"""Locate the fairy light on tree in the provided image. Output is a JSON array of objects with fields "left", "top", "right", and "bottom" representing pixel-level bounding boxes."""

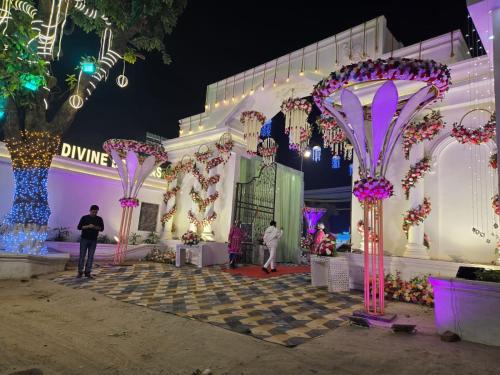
[{"left": 0, "top": 0, "right": 186, "bottom": 255}]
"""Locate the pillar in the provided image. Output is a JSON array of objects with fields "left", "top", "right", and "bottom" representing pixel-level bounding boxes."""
[{"left": 404, "top": 142, "right": 430, "bottom": 259}]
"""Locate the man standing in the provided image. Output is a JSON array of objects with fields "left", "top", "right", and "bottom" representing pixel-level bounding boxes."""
[
  {"left": 77, "top": 205, "right": 104, "bottom": 278},
  {"left": 262, "top": 220, "right": 283, "bottom": 273}
]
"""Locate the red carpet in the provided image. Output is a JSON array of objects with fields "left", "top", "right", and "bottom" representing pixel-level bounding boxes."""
[{"left": 222, "top": 265, "right": 310, "bottom": 278}]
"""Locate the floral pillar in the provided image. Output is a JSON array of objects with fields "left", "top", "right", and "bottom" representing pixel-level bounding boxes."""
[
  {"left": 404, "top": 142, "right": 429, "bottom": 259},
  {"left": 201, "top": 163, "right": 218, "bottom": 241},
  {"left": 162, "top": 173, "right": 178, "bottom": 239}
]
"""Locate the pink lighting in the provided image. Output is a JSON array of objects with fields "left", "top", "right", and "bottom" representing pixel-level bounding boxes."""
[{"left": 303, "top": 207, "right": 327, "bottom": 234}]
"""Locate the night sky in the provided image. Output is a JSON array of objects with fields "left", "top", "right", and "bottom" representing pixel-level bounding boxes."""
[{"left": 61, "top": 0, "right": 469, "bottom": 189}]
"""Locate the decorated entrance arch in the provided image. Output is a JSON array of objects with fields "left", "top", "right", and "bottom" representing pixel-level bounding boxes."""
[{"left": 239, "top": 57, "right": 451, "bottom": 316}]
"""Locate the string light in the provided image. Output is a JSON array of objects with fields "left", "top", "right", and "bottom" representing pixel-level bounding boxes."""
[{"left": 1, "top": 131, "right": 60, "bottom": 255}]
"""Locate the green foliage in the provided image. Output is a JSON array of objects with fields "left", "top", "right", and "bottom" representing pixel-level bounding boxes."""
[
  {"left": 49, "top": 226, "right": 71, "bottom": 242},
  {"left": 0, "top": 15, "right": 47, "bottom": 107},
  {"left": 97, "top": 234, "right": 117, "bottom": 244},
  {"left": 129, "top": 232, "right": 142, "bottom": 245},
  {"left": 123, "top": 50, "right": 137, "bottom": 65},
  {"left": 65, "top": 74, "right": 78, "bottom": 90},
  {"left": 71, "top": 0, "right": 187, "bottom": 64},
  {"left": 1, "top": 0, "right": 186, "bottom": 111},
  {"left": 143, "top": 231, "right": 160, "bottom": 244}
]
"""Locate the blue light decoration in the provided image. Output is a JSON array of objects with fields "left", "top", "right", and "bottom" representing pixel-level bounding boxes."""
[
  {"left": 20, "top": 73, "right": 44, "bottom": 91},
  {"left": 331, "top": 155, "right": 341, "bottom": 169},
  {"left": 0, "top": 96, "right": 5, "bottom": 120},
  {"left": 261, "top": 119, "right": 272, "bottom": 138},
  {"left": 81, "top": 61, "right": 96, "bottom": 74},
  {"left": 2, "top": 168, "right": 51, "bottom": 254},
  {"left": 312, "top": 146, "right": 321, "bottom": 162},
  {"left": 349, "top": 163, "right": 353, "bottom": 176}
]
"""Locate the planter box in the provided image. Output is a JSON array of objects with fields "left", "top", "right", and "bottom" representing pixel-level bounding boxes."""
[
  {"left": 311, "top": 255, "right": 350, "bottom": 292},
  {"left": 430, "top": 276, "right": 500, "bottom": 347},
  {"left": 0, "top": 251, "right": 69, "bottom": 280}
]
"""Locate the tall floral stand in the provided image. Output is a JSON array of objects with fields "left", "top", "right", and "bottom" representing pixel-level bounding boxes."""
[
  {"left": 103, "top": 139, "right": 168, "bottom": 264},
  {"left": 312, "top": 57, "right": 451, "bottom": 319}
]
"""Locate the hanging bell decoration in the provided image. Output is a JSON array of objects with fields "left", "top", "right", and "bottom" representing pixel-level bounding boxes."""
[
  {"left": 312, "top": 146, "right": 321, "bottom": 162},
  {"left": 259, "top": 137, "right": 278, "bottom": 166},
  {"left": 331, "top": 155, "right": 341, "bottom": 169}
]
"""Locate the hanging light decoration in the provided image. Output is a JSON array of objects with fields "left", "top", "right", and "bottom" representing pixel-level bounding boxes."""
[
  {"left": 312, "top": 146, "right": 321, "bottom": 162},
  {"left": 281, "top": 97, "right": 313, "bottom": 152},
  {"left": 69, "top": 94, "right": 83, "bottom": 109},
  {"left": 0, "top": 96, "right": 6, "bottom": 120},
  {"left": 317, "top": 115, "right": 352, "bottom": 161},
  {"left": 259, "top": 137, "right": 278, "bottom": 166},
  {"left": 331, "top": 155, "right": 341, "bottom": 169},
  {"left": 116, "top": 60, "right": 128, "bottom": 88},
  {"left": 261, "top": 119, "right": 272, "bottom": 138},
  {"left": 240, "top": 111, "right": 266, "bottom": 154},
  {"left": 80, "top": 60, "right": 96, "bottom": 74}
]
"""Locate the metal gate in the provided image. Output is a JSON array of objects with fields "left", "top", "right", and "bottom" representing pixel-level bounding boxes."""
[{"left": 233, "top": 163, "right": 277, "bottom": 264}]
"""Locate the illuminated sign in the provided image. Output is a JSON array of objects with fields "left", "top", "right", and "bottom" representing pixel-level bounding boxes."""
[{"left": 59, "top": 143, "right": 164, "bottom": 179}]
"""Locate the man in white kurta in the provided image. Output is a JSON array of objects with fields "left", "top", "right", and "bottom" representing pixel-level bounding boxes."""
[{"left": 262, "top": 220, "right": 283, "bottom": 273}]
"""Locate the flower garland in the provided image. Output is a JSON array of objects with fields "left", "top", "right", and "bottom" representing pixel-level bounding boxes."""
[
  {"left": 205, "top": 156, "right": 223, "bottom": 172},
  {"left": 160, "top": 206, "right": 176, "bottom": 224},
  {"left": 317, "top": 234, "right": 337, "bottom": 256},
  {"left": 259, "top": 145, "right": 278, "bottom": 158},
  {"left": 163, "top": 186, "right": 180, "bottom": 203},
  {"left": 353, "top": 177, "right": 394, "bottom": 201},
  {"left": 300, "top": 234, "right": 313, "bottom": 249},
  {"left": 402, "top": 197, "right": 431, "bottom": 235},
  {"left": 216, "top": 140, "right": 234, "bottom": 164},
  {"left": 103, "top": 139, "right": 168, "bottom": 164},
  {"left": 143, "top": 247, "right": 176, "bottom": 264},
  {"left": 490, "top": 153, "right": 497, "bottom": 169},
  {"left": 401, "top": 157, "right": 431, "bottom": 199},
  {"left": 181, "top": 230, "right": 200, "bottom": 245},
  {"left": 288, "top": 124, "right": 312, "bottom": 152},
  {"left": 190, "top": 189, "right": 219, "bottom": 211},
  {"left": 240, "top": 111, "right": 266, "bottom": 124},
  {"left": 451, "top": 113, "right": 496, "bottom": 145},
  {"left": 188, "top": 210, "right": 217, "bottom": 227},
  {"left": 312, "top": 58, "right": 451, "bottom": 113},
  {"left": 194, "top": 149, "right": 213, "bottom": 163},
  {"left": 280, "top": 97, "right": 313, "bottom": 114},
  {"left": 402, "top": 111, "right": 444, "bottom": 159},
  {"left": 385, "top": 272, "right": 434, "bottom": 307},
  {"left": 317, "top": 115, "right": 347, "bottom": 152},
  {"left": 356, "top": 219, "right": 377, "bottom": 242},
  {"left": 492, "top": 194, "right": 500, "bottom": 216},
  {"left": 192, "top": 165, "right": 220, "bottom": 191},
  {"left": 119, "top": 197, "right": 139, "bottom": 207}
]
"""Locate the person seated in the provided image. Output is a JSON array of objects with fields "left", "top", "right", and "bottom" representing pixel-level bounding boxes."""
[{"left": 310, "top": 223, "right": 325, "bottom": 254}]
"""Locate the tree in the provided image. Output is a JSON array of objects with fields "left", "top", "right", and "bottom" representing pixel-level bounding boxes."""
[{"left": 0, "top": 0, "right": 186, "bottom": 254}]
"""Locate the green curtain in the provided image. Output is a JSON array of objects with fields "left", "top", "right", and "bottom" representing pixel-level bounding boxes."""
[
  {"left": 274, "top": 164, "right": 303, "bottom": 263},
  {"left": 238, "top": 156, "right": 303, "bottom": 263}
]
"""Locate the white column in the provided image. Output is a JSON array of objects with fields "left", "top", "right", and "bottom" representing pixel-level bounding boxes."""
[
  {"left": 404, "top": 142, "right": 430, "bottom": 259},
  {"left": 201, "top": 164, "right": 218, "bottom": 241}
]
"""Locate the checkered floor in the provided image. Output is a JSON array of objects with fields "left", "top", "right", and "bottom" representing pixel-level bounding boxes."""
[{"left": 52, "top": 263, "right": 364, "bottom": 347}]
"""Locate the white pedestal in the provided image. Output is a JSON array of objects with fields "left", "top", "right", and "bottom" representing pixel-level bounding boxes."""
[
  {"left": 175, "top": 244, "right": 208, "bottom": 268},
  {"left": 404, "top": 241, "right": 430, "bottom": 259},
  {"left": 430, "top": 276, "right": 500, "bottom": 347},
  {"left": 310, "top": 255, "right": 350, "bottom": 292}
]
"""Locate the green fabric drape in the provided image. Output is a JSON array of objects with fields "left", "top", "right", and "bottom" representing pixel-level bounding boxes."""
[
  {"left": 274, "top": 164, "right": 303, "bottom": 262},
  {"left": 238, "top": 156, "right": 303, "bottom": 263}
]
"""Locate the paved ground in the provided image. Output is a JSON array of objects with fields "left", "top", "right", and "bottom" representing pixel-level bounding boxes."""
[
  {"left": 52, "top": 263, "right": 364, "bottom": 347},
  {"left": 1, "top": 263, "right": 500, "bottom": 375}
]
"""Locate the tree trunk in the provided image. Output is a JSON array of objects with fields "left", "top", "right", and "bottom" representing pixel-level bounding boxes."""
[{"left": 1, "top": 129, "right": 60, "bottom": 255}]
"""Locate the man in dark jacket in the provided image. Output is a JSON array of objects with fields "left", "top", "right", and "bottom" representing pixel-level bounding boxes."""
[{"left": 77, "top": 205, "right": 104, "bottom": 278}]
